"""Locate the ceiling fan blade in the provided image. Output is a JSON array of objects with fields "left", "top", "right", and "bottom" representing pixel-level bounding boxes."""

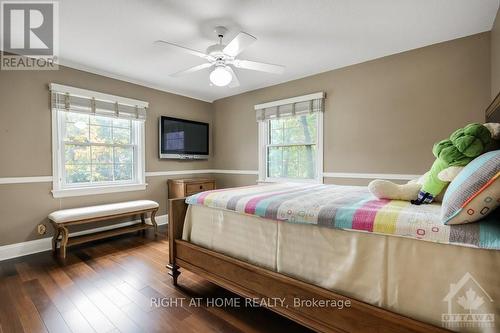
[
  {"left": 226, "top": 66, "right": 240, "bottom": 88},
  {"left": 154, "top": 40, "right": 214, "bottom": 61},
  {"left": 223, "top": 32, "right": 256, "bottom": 57},
  {"left": 232, "top": 59, "right": 285, "bottom": 74},
  {"left": 171, "top": 63, "right": 213, "bottom": 77}
]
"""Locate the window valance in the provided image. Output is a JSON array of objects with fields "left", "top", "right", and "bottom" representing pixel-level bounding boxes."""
[
  {"left": 254, "top": 92, "right": 325, "bottom": 121},
  {"left": 50, "top": 83, "right": 148, "bottom": 121}
]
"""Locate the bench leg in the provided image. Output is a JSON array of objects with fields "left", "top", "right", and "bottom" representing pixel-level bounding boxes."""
[
  {"left": 140, "top": 213, "right": 148, "bottom": 235},
  {"left": 59, "top": 226, "right": 69, "bottom": 259},
  {"left": 52, "top": 227, "right": 61, "bottom": 253},
  {"left": 150, "top": 209, "right": 159, "bottom": 237}
]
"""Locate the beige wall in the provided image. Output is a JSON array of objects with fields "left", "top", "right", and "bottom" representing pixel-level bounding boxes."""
[
  {"left": 213, "top": 33, "right": 491, "bottom": 186},
  {"left": 492, "top": 8, "right": 500, "bottom": 99},
  {"left": 0, "top": 61, "right": 214, "bottom": 246}
]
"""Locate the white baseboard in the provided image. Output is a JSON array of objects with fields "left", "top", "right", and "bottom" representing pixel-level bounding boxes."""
[{"left": 0, "top": 214, "right": 167, "bottom": 262}]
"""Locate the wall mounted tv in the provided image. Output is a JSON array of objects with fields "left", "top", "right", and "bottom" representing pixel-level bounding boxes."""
[{"left": 159, "top": 116, "right": 209, "bottom": 159}]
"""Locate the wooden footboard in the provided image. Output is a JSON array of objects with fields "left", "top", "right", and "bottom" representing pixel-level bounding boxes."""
[{"left": 167, "top": 198, "right": 449, "bottom": 333}]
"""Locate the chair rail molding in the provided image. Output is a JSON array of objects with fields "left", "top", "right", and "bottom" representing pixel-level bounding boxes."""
[
  {"left": 322, "top": 172, "right": 420, "bottom": 180},
  {"left": 0, "top": 170, "right": 420, "bottom": 185},
  {"left": 0, "top": 176, "right": 54, "bottom": 184}
]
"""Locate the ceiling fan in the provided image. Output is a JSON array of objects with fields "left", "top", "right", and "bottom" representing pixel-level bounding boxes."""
[{"left": 154, "top": 26, "right": 285, "bottom": 87}]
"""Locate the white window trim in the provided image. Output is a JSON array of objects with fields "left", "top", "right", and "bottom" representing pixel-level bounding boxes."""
[
  {"left": 258, "top": 112, "right": 323, "bottom": 184},
  {"left": 51, "top": 108, "right": 147, "bottom": 199}
]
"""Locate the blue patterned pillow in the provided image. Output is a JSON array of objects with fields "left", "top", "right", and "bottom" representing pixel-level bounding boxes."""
[{"left": 442, "top": 150, "right": 500, "bottom": 225}]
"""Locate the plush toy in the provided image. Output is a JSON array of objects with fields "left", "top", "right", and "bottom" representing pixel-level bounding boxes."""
[
  {"left": 368, "top": 167, "right": 462, "bottom": 202},
  {"left": 368, "top": 123, "right": 500, "bottom": 205}
]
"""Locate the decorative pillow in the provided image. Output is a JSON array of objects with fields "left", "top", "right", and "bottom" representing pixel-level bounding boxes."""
[{"left": 441, "top": 150, "right": 500, "bottom": 225}]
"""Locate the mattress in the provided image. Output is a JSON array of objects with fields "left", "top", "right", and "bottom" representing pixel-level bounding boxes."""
[
  {"left": 182, "top": 204, "right": 500, "bottom": 333},
  {"left": 186, "top": 183, "right": 500, "bottom": 250}
]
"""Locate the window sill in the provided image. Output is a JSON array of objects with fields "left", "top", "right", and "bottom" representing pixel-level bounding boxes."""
[{"left": 52, "top": 183, "right": 147, "bottom": 198}]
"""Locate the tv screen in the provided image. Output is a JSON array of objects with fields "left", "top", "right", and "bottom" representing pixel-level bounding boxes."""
[{"left": 159, "top": 116, "right": 209, "bottom": 159}]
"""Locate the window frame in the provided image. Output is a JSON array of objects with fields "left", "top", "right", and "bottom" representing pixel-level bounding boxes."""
[
  {"left": 258, "top": 112, "right": 323, "bottom": 184},
  {"left": 51, "top": 109, "right": 146, "bottom": 198}
]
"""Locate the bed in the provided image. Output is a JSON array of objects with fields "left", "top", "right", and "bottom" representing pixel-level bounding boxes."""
[{"left": 167, "top": 183, "right": 500, "bottom": 333}]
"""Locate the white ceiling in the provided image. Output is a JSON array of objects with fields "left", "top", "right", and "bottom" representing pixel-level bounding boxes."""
[{"left": 54, "top": 0, "right": 500, "bottom": 102}]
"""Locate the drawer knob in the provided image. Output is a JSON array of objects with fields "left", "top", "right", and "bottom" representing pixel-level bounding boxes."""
[{"left": 199, "top": 185, "right": 203, "bottom": 189}]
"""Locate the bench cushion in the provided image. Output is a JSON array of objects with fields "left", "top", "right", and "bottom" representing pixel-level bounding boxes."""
[{"left": 48, "top": 200, "right": 159, "bottom": 224}]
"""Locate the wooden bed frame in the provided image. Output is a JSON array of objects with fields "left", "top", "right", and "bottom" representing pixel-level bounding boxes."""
[{"left": 167, "top": 198, "right": 449, "bottom": 333}]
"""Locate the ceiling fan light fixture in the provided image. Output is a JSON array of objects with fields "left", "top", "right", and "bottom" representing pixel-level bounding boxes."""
[
  {"left": 156, "top": 27, "right": 284, "bottom": 88},
  {"left": 209, "top": 66, "right": 232, "bottom": 87}
]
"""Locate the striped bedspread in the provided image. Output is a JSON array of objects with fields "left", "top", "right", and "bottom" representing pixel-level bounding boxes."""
[{"left": 185, "top": 183, "right": 500, "bottom": 250}]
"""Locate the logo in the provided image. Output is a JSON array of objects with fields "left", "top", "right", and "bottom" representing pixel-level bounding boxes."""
[
  {"left": 442, "top": 272, "right": 495, "bottom": 329},
  {"left": 1, "top": 1, "right": 59, "bottom": 70}
]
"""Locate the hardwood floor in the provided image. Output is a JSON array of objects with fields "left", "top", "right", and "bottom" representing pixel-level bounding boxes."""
[{"left": 0, "top": 226, "right": 311, "bottom": 333}]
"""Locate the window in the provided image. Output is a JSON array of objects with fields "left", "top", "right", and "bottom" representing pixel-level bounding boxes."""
[
  {"left": 257, "top": 93, "right": 324, "bottom": 183},
  {"left": 51, "top": 84, "right": 147, "bottom": 198}
]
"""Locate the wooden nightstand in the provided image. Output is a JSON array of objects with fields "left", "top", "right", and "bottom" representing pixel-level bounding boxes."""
[{"left": 167, "top": 178, "right": 216, "bottom": 199}]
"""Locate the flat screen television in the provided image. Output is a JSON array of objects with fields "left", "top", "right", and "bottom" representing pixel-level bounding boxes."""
[{"left": 159, "top": 116, "right": 209, "bottom": 159}]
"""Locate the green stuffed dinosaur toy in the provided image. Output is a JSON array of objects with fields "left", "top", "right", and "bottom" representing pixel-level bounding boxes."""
[
  {"left": 412, "top": 123, "right": 495, "bottom": 204},
  {"left": 368, "top": 123, "right": 500, "bottom": 204}
]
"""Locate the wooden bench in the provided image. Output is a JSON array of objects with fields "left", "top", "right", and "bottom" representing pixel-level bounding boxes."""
[{"left": 48, "top": 200, "right": 159, "bottom": 259}]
